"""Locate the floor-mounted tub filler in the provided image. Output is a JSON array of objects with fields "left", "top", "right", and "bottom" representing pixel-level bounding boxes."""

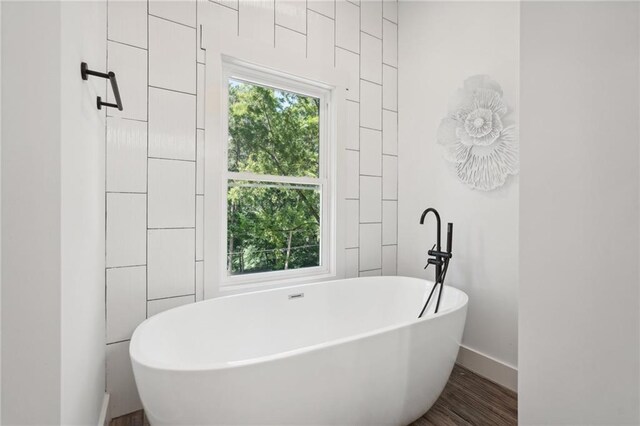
[{"left": 130, "top": 276, "right": 468, "bottom": 426}]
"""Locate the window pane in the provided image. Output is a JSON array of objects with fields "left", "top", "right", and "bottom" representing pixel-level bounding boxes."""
[
  {"left": 227, "top": 180, "right": 321, "bottom": 275},
  {"left": 227, "top": 79, "right": 320, "bottom": 178}
]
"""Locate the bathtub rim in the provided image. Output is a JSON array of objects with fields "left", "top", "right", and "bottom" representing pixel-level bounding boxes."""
[{"left": 130, "top": 276, "right": 468, "bottom": 373}]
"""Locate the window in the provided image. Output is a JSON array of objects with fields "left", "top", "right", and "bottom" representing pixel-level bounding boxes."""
[{"left": 221, "top": 63, "right": 333, "bottom": 286}]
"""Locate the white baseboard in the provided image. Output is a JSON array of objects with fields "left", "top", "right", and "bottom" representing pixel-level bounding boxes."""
[
  {"left": 456, "top": 345, "right": 518, "bottom": 392},
  {"left": 98, "top": 393, "right": 110, "bottom": 426}
]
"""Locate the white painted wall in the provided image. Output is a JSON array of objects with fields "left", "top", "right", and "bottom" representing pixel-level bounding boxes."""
[
  {"left": 398, "top": 1, "right": 519, "bottom": 384},
  {"left": 519, "top": 2, "right": 640, "bottom": 424},
  {"left": 1, "top": 1, "right": 107, "bottom": 423},
  {"left": 60, "top": 1, "right": 107, "bottom": 424}
]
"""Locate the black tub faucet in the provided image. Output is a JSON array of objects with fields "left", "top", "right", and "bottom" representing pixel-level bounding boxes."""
[{"left": 418, "top": 208, "right": 453, "bottom": 317}]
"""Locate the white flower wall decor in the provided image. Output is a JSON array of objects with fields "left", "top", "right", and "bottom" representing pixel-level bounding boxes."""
[{"left": 437, "top": 75, "right": 519, "bottom": 191}]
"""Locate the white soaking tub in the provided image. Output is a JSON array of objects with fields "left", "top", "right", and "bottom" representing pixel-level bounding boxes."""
[{"left": 130, "top": 276, "right": 468, "bottom": 426}]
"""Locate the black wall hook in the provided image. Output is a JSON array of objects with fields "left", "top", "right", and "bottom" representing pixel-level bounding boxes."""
[{"left": 80, "top": 62, "right": 123, "bottom": 111}]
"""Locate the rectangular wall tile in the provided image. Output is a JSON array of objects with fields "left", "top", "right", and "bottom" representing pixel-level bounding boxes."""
[
  {"left": 219, "top": 0, "right": 239, "bottom": 10},
  {"left": 359, "top": 176, "right": 381, "bottom": 222},
  {"left": 275, "top": 0, "right": 306, "bottom": 33},
  {"left": 360, "top": 268, "right": 381, "bottom": 277},
  {"left": 196, "top": 195, "right": 204, "bottom": 261},
  {"left": 196, "top": 129, "right": 205, "bottom": 195},
  {"left": 149, "top": 16, "right": 196, "bottom": 94},
  {"left": 108, "top": 0, "right": 147, "bottom": 48},
  {"left": 148, "top": 295, "right": 195, "bottom": 317},
  {"left": 359, "top": 223, "right": 381, "bottom": 270},
  {"left": 336, "top": 47, "right": 360, "bottom": 101},
  {"left": 106, "top": 341, "right": 141, "bottom": 418},
  {"left": 148, "top": 229, "right": 195, "bottom": 299},
  {"left": 360, "top": 80, "right": 382, "bottom": 129},
  {"left": 307, "top": 10, "right": 334, "bottom": 64},
  {"left": 346, "top": 101, "right": 360, "bottom": 150},
  {"left": 336, "top": 0, "right": 360, "bottom": 53},
  {"left": 197, "top": 63, "right": 205, "bottom": 129},
  {"left": 149, "top": 0, "right": 196, "bottom": 27},
  {"left": 308, "top": 0, "right": 335, "bottom": 19},
  {"left": 361, "top": 32, "right": 382, "bottom": 84},
  {"left": 383, "top": 19, "right": 397, "bottom": 67},
  {"left": 382, "top": 200, "right": 397, "bottom": 245},
  {"left": 382, "top": 244, "right": 397, "bottom": 275},
  {"left": 196, "top": 261, "right": 204, "bottom": 301},
  {"left": 106, "top": 118, "right": 147, "bottom": 193},
  {"left": 148, "top": 159, "right": 196, "bottom": 228},
  {"left": 106, "top": 193, "right": 146, "bottom": 268},
  {"left": 239, "top": 0, "right": 275, "bottom": 47},
  {"left": 382, "top": 0, "right": 397, "bottom": 23},
  {"left": 148, "top": 87, "right": 196, "bottom": 161},
  {"left": 360, "top": 128, "right": 382, "bottom": 176},
  {"left": 382, "top": 110, "right": 398, "bottom": 155},
  {"left": 383, "top": 64, "right": 398, "bottom": 111},
  {"left": 107, "top": 41, "right": 147, "bottom": 121},
  {"left": 211, "top": 2, "right": 239, "bottom": 38},
  {"left": 361, "top": 0, "right": 382, "bottom": 38},
  {"left": 346, "top": 199, "right": 359, "bottom": 248},
  {"left": 345, "top": 248, "right": 359, "bottom": 278},
  {"left": 382, "top": 155, "right": 397, "bottom": 200},
  {"left": 106, "top": 266, "right": 146, "bottom": 343},
  {"left": 275, "top": 25, "right": 306, "bottom": 58},
  {"left": 345, "top": 150, "right": 360, "bottom": 198}
]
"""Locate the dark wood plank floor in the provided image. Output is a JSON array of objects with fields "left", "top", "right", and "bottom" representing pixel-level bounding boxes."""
[{"left": 111, "top": 364, "right": 516, "bottom": 426}]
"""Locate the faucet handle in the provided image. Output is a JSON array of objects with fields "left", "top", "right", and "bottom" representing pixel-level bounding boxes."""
[{"left": 423, "top": 244, "right": 436, "bottom": 269}]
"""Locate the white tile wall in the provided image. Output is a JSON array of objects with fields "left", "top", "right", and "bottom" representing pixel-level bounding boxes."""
[
  {"left": 108, "top": 0, "right": 148, "bottom": 48},
  {"left": 148, "top": 159, "right": 196, "bottom": 228},
  {"left": 345, "top": 248, "right": 359, "bottom": 278},
  {"left": 382, "top": 110, "right": 397, "bottom": 155},
  {"left": 105, "top": 0, "right": 398, "bottom": 415},
  {"left": 149, "top": 0, "right": 196, "bottom": 27},
  {"left": 382, "top": 19, "right": 397, "bottom": 67},
  {"left": 360, "top": 0, "right": 382, "bottom": 38},
  {"left": 106, "top": 118, "right": 147, "bottom": 193},
  {"left": 360, "top": 128, "right": 382, "bottom": 176},
  {"left": 307, "top": 10, "right": 334, "bottom": 64},
  {"left": 106, "top": 341, "right": 141, "bottom": 417},
  {"left": 382, "top": 244, "right": 396, "bottom": 275},
  {"left": 239, "top": 0, "right": 275, "bottom": 46},
  {"left": 148, "top": 294, "right": 196, "bottom": 317},
  {"left": 149, "top": 16, "right": 196, "bottom": 94},
  {"left": 382, "top": 155, "right": 397, "bottom": 200},
  {"left": 107, "top": 41, "right": 148, "bottom": 121},
  {"left": 360, "top": 176, "right": 382, "bottom": 222},
  {"left": 382, "top": 0, "right": 397, "bottom": 23},
  {"left": 106, "top": 266, "right": 146, "bottom": 343},
  {"left": 106, "top": 193, "right": 146, "bottom": 268},
  {"left": 360, "top": 80, "right": 382, "bottom": 129},
  {"left": 361, "top": 32, "right": 382, "bottom": 83},
  {"left": 148, "top": 88, "right": 196, "bottom": 161},
  {"left": 148, "top": 228, "right": 196, "bottom": 299},
  {"left": 275, "top": 0, "right": 307, "bottom": 34},
  {"left": 308, "top": 0, "right": 335, "bottom": 19},
  {"left": 345, "top": 101, "right": 360, "bottom": 149},
  {"left": 345, "top": 150, "right": 360, "bottom": 198},
  {"left": 345, "top": 199, "right": 359, "bottom": 248},
  {"left": 336, "top": 0, "right": 360, "bottom": 53},
  {"left": 276, "top": 25, "right": 307, "bottom": 58},
  {"left": 382, "top": 64, "right": 398, "bottom": 111},
  {"left": 359, "top": 223, "right": 381, "bottom": 270},
  {"left": 382, "top": 200, "right": 397, "bottom": 245},
  {"left": 336, "top": 48, "right": 359, "bottom": 101}
]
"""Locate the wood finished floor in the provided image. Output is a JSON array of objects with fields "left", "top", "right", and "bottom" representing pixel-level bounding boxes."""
[{"left": 110, "top": 364, "right": 517, "bottom": 426}]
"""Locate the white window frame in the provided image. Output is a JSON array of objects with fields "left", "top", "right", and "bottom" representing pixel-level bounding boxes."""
[
  {"left": 220, "top": 63, "right": 331, "bottom": 287},
  {"left": 203, "top": 32, "right": 348, "bottom": 297}
]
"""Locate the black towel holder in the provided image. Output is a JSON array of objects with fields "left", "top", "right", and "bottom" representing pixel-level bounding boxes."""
[{"left": 80, "top": 62, "right": 123, "bottom": 111}]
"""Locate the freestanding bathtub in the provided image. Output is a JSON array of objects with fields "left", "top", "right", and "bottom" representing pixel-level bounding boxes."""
[{"left": 130, "top": 276, "right": 468, "bottom": 426}]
